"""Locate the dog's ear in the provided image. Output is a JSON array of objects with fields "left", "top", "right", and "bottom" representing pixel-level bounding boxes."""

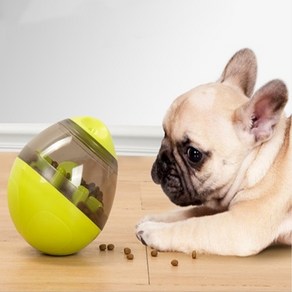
[
  {"left": 219, "top": 48, "right": 257, "bottom": 97},
  {"left": 234, "top": 79, "right": 288, "bottom": 144}
]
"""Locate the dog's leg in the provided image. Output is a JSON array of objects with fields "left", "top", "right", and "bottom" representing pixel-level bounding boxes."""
[
  {"left": 138, "top": 205, "right": 222, "bottom": 225},
  {"left": 136, "top": 201, "right": 278, "bottom": 256}
]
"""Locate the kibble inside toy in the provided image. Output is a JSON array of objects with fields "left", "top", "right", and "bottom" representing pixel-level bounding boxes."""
[{"left": 7, "top": 117, "right": 118, "bottom": 256}]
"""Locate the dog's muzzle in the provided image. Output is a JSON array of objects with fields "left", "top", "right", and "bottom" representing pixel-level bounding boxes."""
[{"left": 151, "top": 149, "right": 202, "bottom": 206}]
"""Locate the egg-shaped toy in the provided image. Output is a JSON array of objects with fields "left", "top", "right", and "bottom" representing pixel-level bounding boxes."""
[{"left": 7, "top": 116, "right": 118, "bottom": 256}]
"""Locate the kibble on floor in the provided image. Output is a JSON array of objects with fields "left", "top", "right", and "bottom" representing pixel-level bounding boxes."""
[
  {"left": 99, "top": 244, "right": 107, "bottom": 251},
  {"left": 124, "top": 247, "right": 131, "bottom": 255},
  {"left": 107, "top": 244, "right": 115, "bottom": 251},
  {"left": 127, "top": 253, "right": 134, "bottom": 260}
]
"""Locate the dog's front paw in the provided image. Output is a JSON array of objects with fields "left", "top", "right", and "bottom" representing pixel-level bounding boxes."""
[
  {"left": 137, "top": 213, "right": 166, "bottom": 224},
  {"left": 135, "top": 214, "right": 165, "bottom": 230},
  {"left": 136, "top": 221, "right": 172, "bottom": 251},
  {"left": 136, "top": 215, "right": 155, "bottom": 227}
]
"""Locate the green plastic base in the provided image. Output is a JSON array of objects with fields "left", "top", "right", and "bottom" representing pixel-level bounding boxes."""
[{"left": 8, "top": 158, "right": 101, "bottom": 256}]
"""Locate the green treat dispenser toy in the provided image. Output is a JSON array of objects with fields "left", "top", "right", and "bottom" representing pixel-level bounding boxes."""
[{"left": 7, "top": 117, "right": 118, "bottom": 256}]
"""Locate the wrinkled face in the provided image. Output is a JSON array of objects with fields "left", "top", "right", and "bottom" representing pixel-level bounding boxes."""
[{"left": 151, "top": 83, "right": 249, "bottom": 206}]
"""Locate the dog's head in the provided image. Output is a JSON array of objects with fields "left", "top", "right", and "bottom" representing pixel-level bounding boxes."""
[{"left": 152, "top": 48, "right": 288, "bottom": 207}]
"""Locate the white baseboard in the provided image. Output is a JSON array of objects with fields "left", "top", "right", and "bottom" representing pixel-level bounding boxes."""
[{"left": 0, "top": 123, "right": 163, "bottom": 156}]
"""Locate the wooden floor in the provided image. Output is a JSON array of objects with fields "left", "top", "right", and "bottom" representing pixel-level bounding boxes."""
[{"left": 0, "top": 152, "right": 291, "bottom": 292}]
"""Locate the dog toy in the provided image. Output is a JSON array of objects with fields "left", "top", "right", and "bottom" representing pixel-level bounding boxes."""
[{"left": 7, "top": 116, "right": 118, "bottom": 256}]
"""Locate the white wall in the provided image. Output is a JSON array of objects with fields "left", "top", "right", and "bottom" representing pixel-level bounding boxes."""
[{"left": 0, "top": 0, "right": 292, "bottom": 128}]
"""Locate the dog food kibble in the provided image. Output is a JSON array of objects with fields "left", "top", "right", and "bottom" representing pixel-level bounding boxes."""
[
  {"left": 191, "top": 250, "right": 197, "bottom": 259},
  {"left": 99, "top": 244, "right": 107, "bottom": 251},
  {"left": 151, "top": 249, "right": 158, "bottom": 257},
  {"left": 171, "top": 259, "right": 178, "bottom": 266},
  {"left": 124, "top": 247, "right": 131, "bottom": 255},
  {"left": 51, "top": 160, "right": 59, "bottom": 168},
  {"left": 127, "top": 253, "right": 134, "bottom": 260},
  {"left": 107, "top": 244, "right": 115, "bottom": 251}
]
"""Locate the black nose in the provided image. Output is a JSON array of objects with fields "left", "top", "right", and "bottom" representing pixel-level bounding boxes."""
[
  {"left": 151, "top": 150, "right": 172, "bottom": 184},
  {"left": 151, "top": 159, "right": 160, "bottom": 184},
  {"left": 160, "top": 151, "right": 171, "bottom": 171}
]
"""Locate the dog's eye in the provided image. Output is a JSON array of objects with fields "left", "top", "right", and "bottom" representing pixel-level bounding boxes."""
[{"left": 187, "top": 147, "right": 203, "bottom": 163}]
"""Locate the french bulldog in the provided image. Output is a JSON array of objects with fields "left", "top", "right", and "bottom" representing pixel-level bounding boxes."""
[{"left": 136, "top": 48, "right": 292, "bottom": 256}]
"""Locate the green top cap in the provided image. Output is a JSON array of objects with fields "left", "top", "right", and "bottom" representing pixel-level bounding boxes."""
[{"left": 70, "top": 116, "right": 116, "bottom": 159}]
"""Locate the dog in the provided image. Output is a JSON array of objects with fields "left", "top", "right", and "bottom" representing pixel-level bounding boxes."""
[{"left": 136, "top": 48, "right": 292, "bottom": 256}]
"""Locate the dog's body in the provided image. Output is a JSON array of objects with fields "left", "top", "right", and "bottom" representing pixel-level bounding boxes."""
[{"left": 136, "top": 49, "right": 292, "bottom": 256}]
